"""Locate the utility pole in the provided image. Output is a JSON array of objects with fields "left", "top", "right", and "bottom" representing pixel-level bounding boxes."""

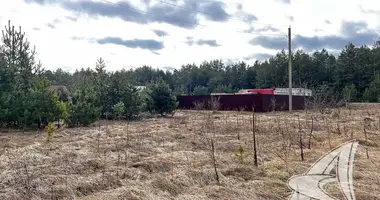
[{"left": 288, "top": 26, "right": 292, "bottom": 112}]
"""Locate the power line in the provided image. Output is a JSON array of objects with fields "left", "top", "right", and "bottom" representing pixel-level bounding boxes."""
[{"left": 97, "top": 0, "right": 287, "bottom": 37}]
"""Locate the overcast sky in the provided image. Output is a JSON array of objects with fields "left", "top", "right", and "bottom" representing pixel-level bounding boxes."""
[{"left": 0, "top": 0, "right": 379, "bottom": 72}]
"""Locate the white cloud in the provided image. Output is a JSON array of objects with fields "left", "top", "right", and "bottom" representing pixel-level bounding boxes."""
[{"left": 0, "top": 0, "right": 379, "bottom": 72}]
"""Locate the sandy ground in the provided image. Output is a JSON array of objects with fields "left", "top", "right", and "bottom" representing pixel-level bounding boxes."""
[{"left": 0, "top": 105, "right": 379, "bottom": 200}]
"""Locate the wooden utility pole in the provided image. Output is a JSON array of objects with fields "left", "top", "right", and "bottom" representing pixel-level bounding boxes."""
[{"left": 288, "top": 26, "right": 293, "bottom": 112}]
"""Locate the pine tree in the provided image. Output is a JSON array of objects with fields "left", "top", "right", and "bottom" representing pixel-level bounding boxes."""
[
  {"left": 342, "top": 84, "right": 358, "bottom": 103},
  {"left": 192, "top": 85, "right": 209, "bottom": 95},
  {"left": 146, "top": 79, "right": 178, "bottom": 116},
  {"left": 113, "top": 101, "right": 125, "bottom": 120},
  {"left": 363, "top": 74, "right": 380, "bottom": 102},
  {"left": 66, "top": 77, "right": 101, "bottom": 127}
]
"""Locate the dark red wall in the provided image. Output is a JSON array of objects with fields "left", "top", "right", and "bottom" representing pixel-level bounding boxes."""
[
  {"left": 261, "top": 95, "right": 307, "bottom": 111},
  {"left": 177, "top": 94, "right": 307, "bottom": 112}
]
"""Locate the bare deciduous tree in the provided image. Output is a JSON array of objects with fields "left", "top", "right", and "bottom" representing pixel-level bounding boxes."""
[
  {"left": 270, "top": 97, "right": 276, "bottom": 112},
  {"left": 308, "top": 115, "right": 314, "bottom": 149},
  {"left": 252, "top": 107, "right": 258, "bottom": 167},
  {"left": 202, "top": 111, "right": 220, "bottom": 184},
  {"left": 298, "top": 115, "right": 304, "bottom": 161}
]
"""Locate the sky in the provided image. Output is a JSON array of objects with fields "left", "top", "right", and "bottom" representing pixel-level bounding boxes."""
[{"left": 0, "top": 0, "right": 379, "bottom": 72}]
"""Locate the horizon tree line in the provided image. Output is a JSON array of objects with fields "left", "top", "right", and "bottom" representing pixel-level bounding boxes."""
[{"left": 1, "top": 20, "right": 380, "bottom": 129}]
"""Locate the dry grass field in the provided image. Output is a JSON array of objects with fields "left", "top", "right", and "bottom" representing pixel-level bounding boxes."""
[{"left": 0, "top": 105, "right": 380, "bottom": 200}]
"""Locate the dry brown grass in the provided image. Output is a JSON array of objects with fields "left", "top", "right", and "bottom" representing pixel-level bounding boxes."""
[{"left": 0, "top": 104, "right": 380, "bottom": 199}]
